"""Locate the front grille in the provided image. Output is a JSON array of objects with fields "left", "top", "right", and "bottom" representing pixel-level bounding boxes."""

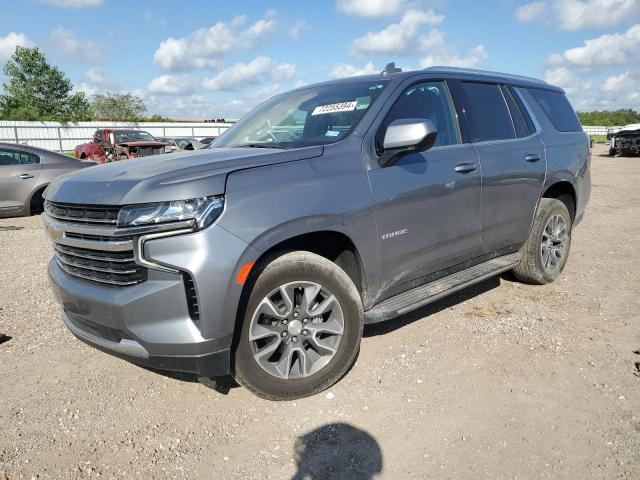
[
  {"left": 67, "top": 313, "right": 130, "bottom": 343},
  {"left": 54, "top": 243, "right": 147, "bottom": 286},
  {"left": 45, "top": 201, "right": 120, "bottom": 225},
  {"left": 45, "top": 201, "right": 148, "bottom": 287},
  {"left": 130, "top": 147, "right": 163, "bottom": 157}
]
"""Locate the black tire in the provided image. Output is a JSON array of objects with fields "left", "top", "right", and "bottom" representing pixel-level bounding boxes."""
[
  {"left": 233, "top": 251, "right": 363, "bottom": 400},
  {"left": 513, "top": 198, "right": 572, "bottom": 284}
]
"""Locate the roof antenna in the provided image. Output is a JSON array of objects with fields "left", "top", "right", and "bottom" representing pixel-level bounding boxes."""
[{"left": 381, "top": 62, "right": 402, "bottom": 75}]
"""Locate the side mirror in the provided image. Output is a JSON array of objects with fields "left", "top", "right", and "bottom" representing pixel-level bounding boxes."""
[{"left": 380, "top": 118, "right": 438, "bottom": 167}]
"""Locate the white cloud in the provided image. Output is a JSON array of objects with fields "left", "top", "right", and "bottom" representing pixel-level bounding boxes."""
[
  {"left": 555, "top": 0, "right": 640, "bottom": 30},
  {"left": 85, "top": 67, "right": 108, "bottom": 85},
  {"left": 350, "top": 9, "right": 444, "bottom": 55},
  {"left": 515, "top": 0, "right": 640, "bottom": 30},
  {"left": 330, "top": 61, "right": 377, "bottom": 79},
  {"left": 154, "top": 12, "right": 278, "bottom": 71},
  {"left": 39, "top": 0, "right": 102, "bottom": 7},
  {"left": 420, "top": 44, "right": 487, "bottom": 68},
  {"left": 289, "top": 20, "right": 309, "bottom": 39},
  {"left": 601, "top": 71, "right": 634, "bottom": 93},
  {"left": 516, "top": 1, "right": 547, "bottom": 22},
  {"left": 416, "top": 28, "right": 487, "bottom": 69},
  {"left": 337, "top": 0, "right": 404, "bottom": 18},
  {"left": 552, "top": 24, "right": 640, "bottom": 67},
  {"left": 0, "top": 32, "right": 32, "bottom": 62},
  {"left": 202, "top": 56, "right": 294, "bottom": 91},
  {"left": 272, "top": 62, "right": 296, "bottom": 80},
  {"left": 50, "top": 27, "right": 102, "bottom": 62},
  {"left": 148, "top": 74, "right": 196, "bottom": 95}
]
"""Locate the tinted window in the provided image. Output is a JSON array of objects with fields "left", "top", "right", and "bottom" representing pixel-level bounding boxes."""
[
  {"left": 501, "top": 85, "right": 532, "bottom": 138},
  {"left": 461, "top": 82, "right": 515, "bottom": 142},
  {"left": 382, "top": 81, "right": 461, "bottom": 147},
  {"left": 0, "top": 148, "right": 40, "bottom": 165},
  {"left": 528, "top": 89, "right": 581, "bottom": 132}
]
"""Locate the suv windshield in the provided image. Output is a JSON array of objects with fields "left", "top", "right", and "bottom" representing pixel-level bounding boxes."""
[
  {"left": 115, "top": 131, "right": 156, "bottom": 143},
  {"left": 214, "top": 80, "right": 389, "bottom": 149}
]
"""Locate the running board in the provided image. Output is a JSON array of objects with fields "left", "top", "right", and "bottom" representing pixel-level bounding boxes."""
[{"left": 364, "top": 252, "right": 521, "bottom": 324}]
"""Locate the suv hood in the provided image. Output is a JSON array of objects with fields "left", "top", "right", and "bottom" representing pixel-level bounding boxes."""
[{"left": 45, "top": 146, "right": 323, "bottom": 205}]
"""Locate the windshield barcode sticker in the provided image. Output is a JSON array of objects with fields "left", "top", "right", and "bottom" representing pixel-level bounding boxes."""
[{"left": 312, "top": 101, "right": 357, "bottom": 116}]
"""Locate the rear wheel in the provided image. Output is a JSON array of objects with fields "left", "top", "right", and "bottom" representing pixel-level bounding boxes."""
[
  {"left": 513, "top": 198, "right": 572, "bottom": 284},
  {"left": 234, "top": 251, "right": 363, "bottom": 400}
]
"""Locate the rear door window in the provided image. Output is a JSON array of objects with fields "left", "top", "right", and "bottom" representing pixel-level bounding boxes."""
[
  {"left": 460, "top": 82, "right": 515, "bottom": 142},
  {"left": 527, "top": 89, "right": 582, "bottom": 132},
  {"left": 0, "top": 148, "right": 39, "bottom": 165}
]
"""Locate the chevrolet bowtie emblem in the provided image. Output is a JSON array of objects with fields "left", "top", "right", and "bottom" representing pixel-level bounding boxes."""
[{"left": 46, "top": 224, "right": 63, "bottom": 240}]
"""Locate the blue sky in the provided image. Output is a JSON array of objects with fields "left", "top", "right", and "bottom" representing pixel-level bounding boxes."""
[{"left": 1, "top": 0, "right": 638, "bottom": 119}]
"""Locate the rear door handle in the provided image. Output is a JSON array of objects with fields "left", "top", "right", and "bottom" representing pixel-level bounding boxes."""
[
  {"left": 525, "top": 154, "right": 541, "bottom": 163},
  {"left": 454, "top": 163, "right": 477, "bottom": 174},
  {"left": 19, "top": 173, "right": 34, "bottom": 179}
]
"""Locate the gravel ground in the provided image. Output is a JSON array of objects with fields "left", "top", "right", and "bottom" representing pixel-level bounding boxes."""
[{"left": 1, "top": 144, "right": 639, "bottom": 479}]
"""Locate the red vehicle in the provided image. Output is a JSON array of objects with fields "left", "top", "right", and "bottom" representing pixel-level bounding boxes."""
[{"left": 74, "top": 129, "right": 168, "bottom": 164}]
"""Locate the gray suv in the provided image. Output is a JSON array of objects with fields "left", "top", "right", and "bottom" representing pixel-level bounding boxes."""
[{"left": 43, "top": 66, "right": 590, "bottom": 400}]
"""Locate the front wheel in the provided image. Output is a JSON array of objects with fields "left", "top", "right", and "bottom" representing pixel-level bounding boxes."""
[
  {"left": 513, "top": 198, "right": 572, "bottom": 284},
  {"left": 234, "top": 251, "right": 363, "bottom": 400}
]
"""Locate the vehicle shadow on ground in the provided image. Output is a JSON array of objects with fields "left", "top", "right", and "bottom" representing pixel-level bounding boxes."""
[
  {"left": 364, "top": 276, "right": 501, "bottom": 337},
  {"left": 291, "top": 422, "right": 382, "bottom": 480}
]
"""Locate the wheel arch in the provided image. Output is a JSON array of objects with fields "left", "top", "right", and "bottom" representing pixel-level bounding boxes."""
[
  {"left": 542, "top": 180, "right": 576, "bottom": 222},
  {"left": 28, "top": 183, "right": 49, "bottom": 215}
]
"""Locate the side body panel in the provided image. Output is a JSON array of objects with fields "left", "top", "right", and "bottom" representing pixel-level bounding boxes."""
[
  {"left": 0, "top": 162, "right": 42, "bottom": 215},
  {"left": 472, "top": 135, "right": 546, "bottom": 252},
  {"left": 517, "top": 88, "right": 591, "bottom": 223},
  {"left": 360, "top": 74, "right": 483, "bottom": 301}
]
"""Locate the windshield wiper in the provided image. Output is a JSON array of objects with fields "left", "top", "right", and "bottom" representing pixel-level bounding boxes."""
[{"left": 233, "top": 143, "right": 285, "bottom": 149}]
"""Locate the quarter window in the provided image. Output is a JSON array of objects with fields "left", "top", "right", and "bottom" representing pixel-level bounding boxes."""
[
  {"left": 460, "top": 82, "right": 515, "bottom": 142},
  {"left": 0, "top": 148, "right": 40, "bottom": 165},
  {"left": 527, "top": 89, "right": 582, "bottom": 132},
  {"left": 381, "top": 81, "right": 461, "bottom": 148}
]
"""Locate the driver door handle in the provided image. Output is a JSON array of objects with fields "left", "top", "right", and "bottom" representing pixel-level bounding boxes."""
[
  {"left": 525, "top": 154, "right": 541, "bottom": 163},
  {"left": 19, "top": 173, "right": 34, "bottom": 180},
  {"left": 454, "top": 163, "right": 477, "bottom": 174}
]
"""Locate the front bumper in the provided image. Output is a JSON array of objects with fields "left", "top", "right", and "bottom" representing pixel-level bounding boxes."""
[
  {"left": 48, "top": 259, "right": 231, "bottom": 377},
  {"left": 44, "top": 211, "right": 261, "bottom": 378}
]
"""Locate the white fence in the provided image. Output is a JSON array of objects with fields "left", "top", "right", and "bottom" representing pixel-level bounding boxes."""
[
  {"left": 0, "top": 121, "right": 233, "bottom": 152},
  {"left": 582, "top": 125, "right": 619, "bottom": 136}
]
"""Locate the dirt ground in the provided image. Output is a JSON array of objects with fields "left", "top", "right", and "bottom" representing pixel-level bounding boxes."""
[{"left": 1, "top": 143, "right": 639, "bottom": 479}]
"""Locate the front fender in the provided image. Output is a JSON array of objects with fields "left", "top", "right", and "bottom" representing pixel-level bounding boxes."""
[{"left": 218, "top": 150, "right": 380, "bottom": 309}]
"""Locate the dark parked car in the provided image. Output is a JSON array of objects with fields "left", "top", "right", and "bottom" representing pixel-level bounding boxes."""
[
  {"left": 42, "top": 65, "right": 590, "bottom": 400},
  {"left": 0, "top": 143, "right": 93, "bottom": 218},
  {"left": 199, "top": 136, "right": 218, "bottom": 145},
  {"left": 158, "top": 137, "right": 207, "bottom": 152}
]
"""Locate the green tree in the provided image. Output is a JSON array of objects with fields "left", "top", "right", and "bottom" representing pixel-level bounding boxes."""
[
  {"left": 577, "top": 109, "right": 640, "bottom": 126},
  {"left": 0, "top": 46, "right": 92, "bottom": 121},
  {"left": 91, "top": 92, "right": 146, "bottom": 121}
]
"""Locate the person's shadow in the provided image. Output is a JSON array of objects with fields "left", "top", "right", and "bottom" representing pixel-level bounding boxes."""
[{"left": 292, "top": 423, "right": 382, "bottom": 480}]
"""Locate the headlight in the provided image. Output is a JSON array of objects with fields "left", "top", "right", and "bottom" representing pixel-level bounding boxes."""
[
  {"left": 164, "top": 146, "right": 173, "bottom": 153},
  {"left": 117, "top": 196, "right": 224, "bottom": 230}
]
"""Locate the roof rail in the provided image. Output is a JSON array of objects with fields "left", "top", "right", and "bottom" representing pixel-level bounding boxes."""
[
  {"left": 381, "top": 62, "right": 402, "bottom": 75},
  {"left": 423, "top": 66, "right": 547, "bottom": 85}
]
